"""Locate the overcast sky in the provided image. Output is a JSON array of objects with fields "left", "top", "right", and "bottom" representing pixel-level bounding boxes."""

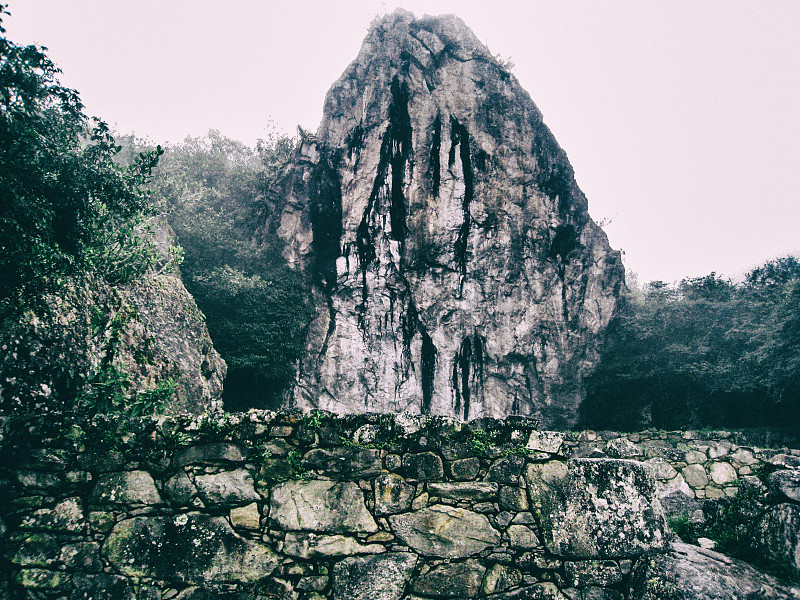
[{"left": 7, "top": 0, "right": 800, "bottom": 284}]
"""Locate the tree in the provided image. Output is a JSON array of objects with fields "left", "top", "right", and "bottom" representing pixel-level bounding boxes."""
[
  {"left": 146, "top": 131, "right": 310, "bottom": 410},
  {"left": 582, "top": 259, "right": 800, "bottom": 430},
  {"left": 0, "top": 5, "right": 162, "bottom": 318}
]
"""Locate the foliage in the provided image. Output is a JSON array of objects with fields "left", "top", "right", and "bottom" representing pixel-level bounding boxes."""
[
  {"left": 669, "top": 489, "right": 800, "bottom": 585},
  {"left": 0, "top": 7, "right": 162, "bottom": 318},
  {"left": 582, "top": 258, "right": 800, "bottom": 430},
  {"left": 141, "top": 130, "right": 311, "bottom": 411}
]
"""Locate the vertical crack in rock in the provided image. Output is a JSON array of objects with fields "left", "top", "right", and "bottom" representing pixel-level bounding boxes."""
[
  {"left": 550, "top": 225, "right": 580, "bottom": 324},
  {"left": 452, "top": 333, "right": 486, "bottom": 420},
  {"left": 402, "top": 299, "right": 437, "bottom": 413},
  {"left": 420, "top": 328, "right": 437, "bottom": 414},
  {"left": 309, "top": 151, "right": 344, "bottom": 358},
  {"left": 346, "top": 122, "right": 366, "bottom": 167},
  {"left": 429, "top": 114, "right": 442, "bottom": 198},
  {"left": 449, "top": 117, "right": 474, "bottom": 294},
  {"left": 389, "top": 77, "right": 412, "bottom": 243},
  {"left": 309, "top": 151, "right": 343, "bottom": 292}
]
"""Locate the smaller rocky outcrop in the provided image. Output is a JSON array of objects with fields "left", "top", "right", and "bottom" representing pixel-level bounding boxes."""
[
  {"left": 0, "top": 222, "right": 225, "bottom": 417},
  {"left": 629, "top": 542, "right": 799, "bottom": 599}
]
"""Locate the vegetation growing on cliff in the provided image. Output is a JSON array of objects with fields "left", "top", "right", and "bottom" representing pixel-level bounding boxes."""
[{"left": 582, "top": 257, "right": 800, "bottom": 430}]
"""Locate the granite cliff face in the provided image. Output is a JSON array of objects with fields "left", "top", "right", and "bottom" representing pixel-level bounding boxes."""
[{"left": 278, "top": 10, "right": 624, "bottom": 427}]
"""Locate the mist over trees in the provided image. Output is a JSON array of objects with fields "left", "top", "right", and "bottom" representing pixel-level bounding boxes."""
[
  {"left": 581, "top": 258, "right": 800, "bottom": 430},
  {"left": 139, "top": 130, "right": 311, "bottom": 412}
]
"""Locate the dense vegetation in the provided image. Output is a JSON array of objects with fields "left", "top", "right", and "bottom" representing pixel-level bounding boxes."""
[
  {"left": 140, "top": 131, "right": 312, "bottom": 412},
  {"left": 582, "top": 257, "right": 800, "bottom": 430},
  {"left": 0, "top": 6, "right": 161, "bottom": 320},
  {"left": 0, "top": 6, "right": 178, "bottom": 417}
]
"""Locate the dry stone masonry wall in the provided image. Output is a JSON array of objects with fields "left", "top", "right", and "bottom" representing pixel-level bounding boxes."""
[{"left": 2, "top": 412, "right": 799, "bottom": 600}]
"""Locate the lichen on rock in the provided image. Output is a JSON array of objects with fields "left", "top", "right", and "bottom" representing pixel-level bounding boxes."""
[{"left": 276, "top": 9, "right": 623, "bottom": 427}]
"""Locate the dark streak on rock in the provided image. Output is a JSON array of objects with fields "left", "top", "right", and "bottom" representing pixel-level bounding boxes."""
[
  {"left": 430, "top": 114, "right": 441, "bottom": 198},
  {"left": 452, "top": 333, "right": 486, "bottom": 420},
  {"left": 449, "top": 117, "right": 474, "bottom": 293},
  {"left": 309, "top": 150, "right": 343, "bottom": 293},
  {"left": 402, "top": 300, "right": 437, "bottom": 414},
  {"left": 389, "top": 77, "right": 412, "bottom": 243}
]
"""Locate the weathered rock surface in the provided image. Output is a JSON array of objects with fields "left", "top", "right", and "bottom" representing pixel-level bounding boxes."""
[
  {"left": 412, "top": 559, "right": 486, "bottom": 597},
  {"left": 769, "top": 469, "right": 800, "bottom": 503},
  {"left": 269, "top": 480, "right": 378, "bottom": 533},
  {"left": 282, "top": 532, "right": 384, "bottom": 559},
  {"left": 752, "top": 503, "right": 800, "bottom": 577},
  {"left": 389, "top": 504, "right": 500, "bottom": 557},
  {"left": 193, "top": 468, "right": 259, "bottom": 505},
  {"left": 276, "top": 9, "right": 623, "bottom": 427},
  {"left": 529, "top": 459, "right": 669, "bottom": 558},
  {"left": 629, "top": 542, "right": 798, "bottom": 599},
  {"left": 332, "top": 552, "right": 418, "bottom": 600},
  {"left": 91, "top": 470, "right": 162, "bottom": 505},
  {"left": 0, "top": 224, "right": 225, "bottom": 417},
  {"left": 102, "top": 513, "right": 278, "bottom": 583},
  {"left": 374, "top": 472, "right": 415, "bottom": 515}
]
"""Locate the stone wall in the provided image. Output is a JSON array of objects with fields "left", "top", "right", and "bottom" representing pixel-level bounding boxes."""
[{"left": 0, "top": 412, "right": 797, "bottom": 600}]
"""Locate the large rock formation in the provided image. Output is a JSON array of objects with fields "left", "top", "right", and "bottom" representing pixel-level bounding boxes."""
[{"left": 277, "top": 10, "right": 623, "bottom": 426}]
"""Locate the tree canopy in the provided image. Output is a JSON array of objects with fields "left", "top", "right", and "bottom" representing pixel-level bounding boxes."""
[
  {"left": 142, "top": 130, "right": 311, "bottom": 411},
  {"left": 0, "top": 5, "right": 162, "bottom": 318},
  {"left": 582, "top": 259, "right": 800, "bottom": 430}
]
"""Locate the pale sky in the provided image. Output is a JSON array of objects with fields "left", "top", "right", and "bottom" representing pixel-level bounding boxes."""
[{"left": 7, "top": 1, "right": 800, "bottom": 284}]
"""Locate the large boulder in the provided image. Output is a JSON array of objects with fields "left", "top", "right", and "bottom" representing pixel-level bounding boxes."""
[
  {"left": 275, "top": 9, "right": 623, "bottom": 427},
  {"left": 0, "top": 223, "right": 225, "bottom": 417},
  {"left": 528, "top": 459, "right": 670, "bottom": 558},
  {"left": 629, "top": 542, "right": 798, "bottom": 599},
  {"left": 752, "top": 503, "right": 800, "bottom": 579},
  {"left": 102, "top": 513, "right": 278, "bottom": 584}
]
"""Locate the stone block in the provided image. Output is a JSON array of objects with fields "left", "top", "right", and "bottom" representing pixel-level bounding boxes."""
[
  {"left": 229, "top": 502, "right": 260, "bottom": 530},
  {"left": 103, "top": 513, "right": 278, "bottom": 583},
  {"left": 270, "top": 480, "right": 378, "bottom": 533},
  {"left": 402, "top": 452, "right": 444, "bottom": 480},
  {"left": 530, "top": 459, "right": 669, "bottom": 559},
  {"left": 171, "top": 443, "right": 247, "bottom": 467},
  {"left": 485, "top": 455, "right": 527, "bottom": 484},
  {"left": 681, "top": 464, "right": 708, "bottom": 489},
  {"left": 92, "top": 471, "right": 162, "bottom": 505},
  {"left": 374, "top": 473, "right": 415, "bottom": 515},
  {"left": 282, "top": 532, "right": 385, "bottom": 559},
  {"left": 481, "top": 563, "right": 522, "bottom": 595},
  {"left": 412, "top": 559, "right": 486, "bottom": 597},
  {"left": 450, "top": 457, "right": 480, "bottom": 480},
  {"left": 303, "top": 447, "right": 383, "bottom": 478},
  {"left": 708, "top": 462, "right": 737, "bottom": 486},
  {"left": 526, "top": 432, "right": 564, "bottom": 455},
  {"left": 563, "top": 560, "right": 622, "bottom": 587},
  {"left": 194, "top": 468, "right": 260, "bottom": 505},
  {"left": 389, "top": 504, "right": 500, "bottom": 558},
  {"left": 428, "top": 481, "right": 498, "bottom": 501},
  {"left": 332, "top": 553, "right": 417, "bottom": 600}
]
